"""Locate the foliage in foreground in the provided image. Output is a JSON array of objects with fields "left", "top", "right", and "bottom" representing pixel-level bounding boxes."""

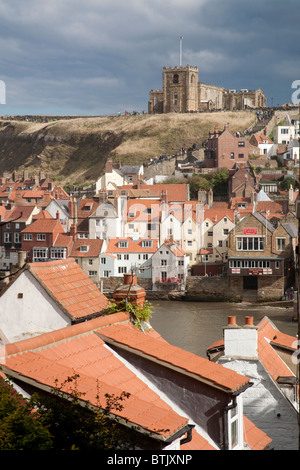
[{"left": 0, "top": 374, "right": 137, "bottom": 450}]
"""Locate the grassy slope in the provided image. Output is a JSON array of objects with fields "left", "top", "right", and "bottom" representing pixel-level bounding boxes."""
[{"left": 0, "top": 111, "right": 256, "bottom": 187}]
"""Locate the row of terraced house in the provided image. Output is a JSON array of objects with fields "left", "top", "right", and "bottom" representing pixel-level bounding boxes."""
[{"left": 0, "top": 157, "right": 298, "bottom": 300}]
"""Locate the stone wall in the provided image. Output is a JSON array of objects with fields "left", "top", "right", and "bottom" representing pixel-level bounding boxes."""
[
  {"left": 185, "top": 276, "right": 235, "bottom": 301},
  {"left": 185, "top": 274, "right": 285, "bottom": 302}
]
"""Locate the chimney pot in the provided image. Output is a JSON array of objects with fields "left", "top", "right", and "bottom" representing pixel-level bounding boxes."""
[
  {"left": 245, "top": 316, "right": 254, "bottom": 326},
  {"left": 228, "top": 316, "right": 236, "bottom": 325}
]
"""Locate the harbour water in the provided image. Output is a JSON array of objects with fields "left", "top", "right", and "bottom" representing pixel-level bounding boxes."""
[{"left": 150, "top": 300, "right": 298, "bottom": 358}]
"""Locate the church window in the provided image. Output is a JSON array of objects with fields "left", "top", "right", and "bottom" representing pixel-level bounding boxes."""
[{"left": 173, "top": 74, "right": 179, "bottom": 84}]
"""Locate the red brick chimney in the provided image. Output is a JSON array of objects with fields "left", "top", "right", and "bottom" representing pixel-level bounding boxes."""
[{"left": 113, "top": 273, "right": 146, "bottom": 308}]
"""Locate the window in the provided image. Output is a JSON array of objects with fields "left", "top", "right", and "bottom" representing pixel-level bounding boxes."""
[
  {"left": 124, "top": 254, "right": 129, "bottom": 260},
  {"left": 173, "top": 74, "right": 179, "bottom": 84},
  {"left": 117, "top": 254, "right": 122, "bottom": 260},
  {"left": 161, "top": 271, "right": 167, "bottom": 280},
  {"left": 238, "top": 154, "right": 244, "bottom": 158},
  {"left": 236, "top": 237, "right": 264, "bottom": 251},
  {"left": 188, "top": 229, "right": 192, "bottom": 235},
  {"left": 50, "top": 248, "right": 66, "bottom": 259},
  {"left": 208, "top": 231, "right": 213, "bottom": 237},
  {"left": 178, "top": 260, "right": 184, "bottom": 266},
  {"left": 118, "top": 266, "right": 127, "bottom": 274},
  {"left": 89, "top": 271, "right": 97, "bottom": 276},
  {"left": 142, "top": 240, "right": 153, "bottom": 248},
  {"left": 103, "top": 271, "right": 110, "bottom": 277},
  {"left": 146, "top": 208, "right": 152, "bottom": 214},
  {"left": 14, "top": 232, "right": 21, "bottom": 243},
  {"left": 4, "top": 232, "right": 11, "bottom": 243},
  {"left": 88, "top": 259, "right": 93, "bottom": 265},
  {"left": 80, "top": 245, "right": 89, "bottom": 252},
  {"left": 218, "top": 240, "right": 223, "bottom": 247},
  {"left": 37, "top": 234, "right": 46, "bottom": 241},
  {"left": 238, "top": 141, "right": 245, "bottom": 147},
  {"left": 143, "top": 254, "right": 148, "bottom": 260},
  {"left": 101, "top": 257, "right": 106, "bottom": 264},
  {"left": 226, "top": 396, "right": 243, "bottom": 449},
  {"left": 230, "top": 152, "right": 234, "bottom": 159},
  {"left": 187, "top": 241, "right": 192, "bottom": 246},
  {"left": 23, "top": 233, "right": 32, "bottom": 241},
  {"left": 118, "top": 241, "right": 128, "bottom": 248},
  {"left": 275, "top": 261, "right": 280, "bottom": 269},
  {"left": 147, "top": 224, "right": 156, "bottom": 231},
  {"left": 33, "top": 248, "right": 48, "bottom": 261},
  {"left": 281, "top": 128, "right": 289, "bottom": 134},
  {"left": 161, "top": 259, "right": 167, "bottom": 266},
  {"left": 223, "top": 229, "right": 229, "bottom": 235},
  {"left": 276, "top": 238, "right": 286, "bottom": 251}
]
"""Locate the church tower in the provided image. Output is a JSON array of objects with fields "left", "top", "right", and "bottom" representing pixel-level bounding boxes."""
[{"left": 162, "top": 66, "right": 199, "bottom": 113}]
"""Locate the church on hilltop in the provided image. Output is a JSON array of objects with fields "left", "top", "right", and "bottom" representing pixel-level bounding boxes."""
[{"left": 148, "top": 65, "right": 266, "bottom": 114}]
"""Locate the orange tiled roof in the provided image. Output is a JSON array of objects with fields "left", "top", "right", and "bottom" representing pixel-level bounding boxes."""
[
  {"left": 97, "top": 322, "right": 250, "bottom": 393},
  {"left": 22, "top": 218, "right": 64, "bottom": 233},
  {"left": 257, "top": 317, "right": 297, "bottom": 381},
  {"left": 28, "top": 258, "right": 108, "bottom": 320},
  {"left": 106, "top": 237, "right": 158, "bottom": 254},
  {"left": 4, "top": 205, "right": 37, "bottom": 222},
  {"left": 0, "top": 312, "right": 254, "bottom": 447},
  {"left": 0, "top": 313, "right": 190, "bottom": 443},
  {"left": 243, "top": 415, "right": 272, "bottom": 450},
  {"left": 70, "top": 238, "right": 104, "bottom": 257}
]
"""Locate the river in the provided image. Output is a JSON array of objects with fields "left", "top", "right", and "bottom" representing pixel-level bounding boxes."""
[{"left": 150, "top": 300, "right": 298, "bottom": 358}]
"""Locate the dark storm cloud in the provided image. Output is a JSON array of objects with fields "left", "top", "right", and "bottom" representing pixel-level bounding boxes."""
[{"left": 0, "top": 0, "right": 299, "bottom": 115}]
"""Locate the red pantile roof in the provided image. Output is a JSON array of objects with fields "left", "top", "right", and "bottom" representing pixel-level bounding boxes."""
[
  {"left": 0, "top": 313, "right": 189, "bottom": 443},
  {"left": 70, "top": 238, "right": 104, "bottom": 257},
  {"left": 0, "top": 312, "right": 253, "bottom": 447},
  {"left": 28, "top": 258, "right": 108, "bottom": 320},
  {"left": 97, "top": 322, "right": 250, "bottom": 393},
  {"left": 22, "top": 218, "right": 64, "bottom": 233},
  {"left": 243, "top": 415, "right": 272, "bottom": 450},
  {"left": 106, "top": 238, "right": 158, "bottom": 254}
]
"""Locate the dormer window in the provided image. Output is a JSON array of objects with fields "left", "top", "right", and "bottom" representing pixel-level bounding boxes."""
[
  {"left": 80, "top": 245, "right": 89, "bottom": 252},
  {"left": 118, "top": 241, "right": 128, "bottom": 248},
  {"left": 142, "top": 240, "right": 153, "bottom": 248}
]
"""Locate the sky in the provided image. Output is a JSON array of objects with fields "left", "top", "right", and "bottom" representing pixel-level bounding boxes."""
[{"left": 0, "top": 0, "right": 299, "bottom": 116}]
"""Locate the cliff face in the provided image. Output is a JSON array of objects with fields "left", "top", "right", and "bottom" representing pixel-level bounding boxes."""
[
  {"left": 0, "top": 119, "right": 124, "bottom": 187},
  {"left": 0, "top": 111, "right": 256, "bottom": 187}
]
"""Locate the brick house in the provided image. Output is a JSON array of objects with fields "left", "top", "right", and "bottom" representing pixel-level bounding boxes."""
[
  {"left": 0, "top": 205, "right": 40, "bottom": 270},
  {"left": 227, "top": 212, "right": 297, "bottom": 301},
  {"left": 21, "top": 215, "right": 66, "bottom": 262},
  {"left": 204, "top": 125, "right": 259, "bottom": 170}
]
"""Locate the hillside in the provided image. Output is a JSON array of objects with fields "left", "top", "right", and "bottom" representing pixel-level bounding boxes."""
[{"left": 0, "top": 111, "right": 257, "bottom": 187}]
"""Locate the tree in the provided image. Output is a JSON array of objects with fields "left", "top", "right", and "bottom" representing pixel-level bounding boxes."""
[
  {"left": 280, "top": 176, "right": 297, "bottom": 191},
  {"left": 0, "top": 378, "right": 53, "bottom": 450},
  {"left": 0, "top": 374, "right": 137, "bottom": 450}
]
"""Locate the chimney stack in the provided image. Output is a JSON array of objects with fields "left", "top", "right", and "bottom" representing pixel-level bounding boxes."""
[
  {"left": 113, "top": 273, "right": 146, "bottom": 309},
  {"left": 223, "top": 316, "right": 258, "bottom": 358}
]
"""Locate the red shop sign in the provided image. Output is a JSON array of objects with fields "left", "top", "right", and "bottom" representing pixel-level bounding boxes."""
[{"left": 243, "top": 227, "right": 257, "bottom": 235}]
